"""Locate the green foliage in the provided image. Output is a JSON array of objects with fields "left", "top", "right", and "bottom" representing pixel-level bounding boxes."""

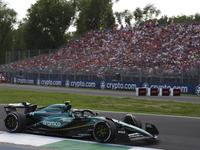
[
  {"left": 75, "top": 0, "right": 115, "bottom": 36},
  {"left": 0, "top": 1, "right": 17, "bottom": 65},
  {"left": 23, "top": 0, "right": 75, "bottom": 50},
  {"left": 133, "top": 3, "right": 161, "bottom": 24},
  {"left": 115, "top": 9, "right": 133, "bottom": 27},
  {"left": 0, "top": 88, "right": 200, "bottom": 117}
]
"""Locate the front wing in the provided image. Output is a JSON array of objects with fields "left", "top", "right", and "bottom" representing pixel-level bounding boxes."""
[{"left": 116, "top": 123, "right": 159, "bottom": 141}]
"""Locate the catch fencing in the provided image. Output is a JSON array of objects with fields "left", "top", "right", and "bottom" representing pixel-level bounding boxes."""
[{"left": 0, "top": 43, "right": 200, "bottom": 85}]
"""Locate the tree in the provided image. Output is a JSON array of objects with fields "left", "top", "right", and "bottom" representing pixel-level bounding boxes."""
[
  {"left": 157, "top": 15, "right": 169, "bottom": 25},
  {"left": 0, "top": 1, "right": 17, "bottom": 65},
  {"left": 133, "top": 4, "right": 161, "bottom": 25},
  {"left": 143, "top": 4, "right": 161, "bottom": 21},
  {"left": 133, "top": 7, "right": 143, "bottom": 23},
  {"left": 115, "top": 9, "right": 133, "bottom": 27},
  {"left": 194, "top": 13, "right": 200, "bottom": 22},
  {"left": 75, "top": 0, "right": 115, "bottom": 36},
  {"left": 23, "top": 0, "right": 75, "bottom": 50},
  {"left": 172, "top": 15, "right": 194, "bottom": 23}
]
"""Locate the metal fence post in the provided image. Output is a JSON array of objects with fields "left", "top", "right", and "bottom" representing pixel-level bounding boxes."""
[
  {"left": 38, "top": 50, "right": 40, "bottom": 79},
  {"left": 74, "top": 48, "right": 76, "bottom": 80},
  {"left": 28, "top": 50, "right": 30, "bottom": 78},
  {"left": 181, "top": 41, "right": 186, "bottom": 84},
  {"left": 139, "top": 44, "right": 143, "bottom": 82},
  {"left": 89, "top": 47, "right": 91, "bottom": 81},
  {"left": 160, "top": 45, "right": 163, "bottom": 83},
  {"left": 48, "top": 49, "right": 51, "bottom": 79},
  {"left": 18, "top": 51, "right": 20, "bottom": 76},
  {"left": 9, "top": 51, "right": 11, "bottom": 81},
  {"left": 121, "top": 43, "right": 124, "bottom": 82}
]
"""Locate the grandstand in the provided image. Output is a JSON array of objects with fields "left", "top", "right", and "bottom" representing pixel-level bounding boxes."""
[{"left": 0, "top": 21, "right": 200, "bottom": 84}]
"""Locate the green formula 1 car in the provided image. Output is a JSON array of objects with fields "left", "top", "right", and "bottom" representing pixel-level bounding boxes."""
[{"left": 4, "top": 101, "right": 159, "bottom": 143}]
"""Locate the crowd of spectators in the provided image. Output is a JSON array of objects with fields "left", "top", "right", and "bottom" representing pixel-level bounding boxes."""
[{"left": 0, "top": 21, "right": 200, "bottom": 78}]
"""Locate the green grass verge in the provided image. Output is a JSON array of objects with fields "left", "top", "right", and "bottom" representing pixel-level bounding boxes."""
[{"left": 0, "top": 88, "right": 200, "bottom": 117}]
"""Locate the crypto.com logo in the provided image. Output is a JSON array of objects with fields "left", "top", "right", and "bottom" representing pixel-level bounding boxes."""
[{"left": 142, "top": 82, "right": 149, "bottom": 88}]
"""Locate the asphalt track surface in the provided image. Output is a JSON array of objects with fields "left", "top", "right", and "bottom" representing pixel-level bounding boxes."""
[{"left": 0, "top": 84, "right": 200, "bottom": 150}]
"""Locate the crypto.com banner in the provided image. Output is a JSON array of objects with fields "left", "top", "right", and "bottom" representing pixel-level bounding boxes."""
[{"left": 12, "top": 77, "right": 200, "bottom": 95}]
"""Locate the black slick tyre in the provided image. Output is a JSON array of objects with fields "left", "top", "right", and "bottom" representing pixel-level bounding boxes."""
[
  {"left": 93, "top": 119, "right": 116, "bottom": 143},
  {"left": 121, "top": 114, "right": 142, "bottom": 128},
  {"left": 4, "top": 112, "right": 26, "bottom": 133}
]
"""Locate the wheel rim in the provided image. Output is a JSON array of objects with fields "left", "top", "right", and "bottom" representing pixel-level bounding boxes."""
[
  {"left": 5, "top": 115, "right": 18, "bottom": 131},
  {"left": 94, "top": 122, "right": 110, "bottom": 141}
]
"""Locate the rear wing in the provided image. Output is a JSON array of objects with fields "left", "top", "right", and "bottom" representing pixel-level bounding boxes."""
[{"left": 4, "top": 102, "right": 37, "bottom": 114}]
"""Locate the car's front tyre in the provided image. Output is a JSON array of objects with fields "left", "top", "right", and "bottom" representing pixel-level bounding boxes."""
[
  {"left": 121, "top": 114, "right": 142, "bottom": 128},
  {"left": 93, "top": 119, "right": 116, "bottom": 143},
  {"left": 4, "top": 112, "right": 26, "bottom": 133}
]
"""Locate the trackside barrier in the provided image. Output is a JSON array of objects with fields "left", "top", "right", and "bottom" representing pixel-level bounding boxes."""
[
  {"left": 0, "top": 73, "right": 2, "bottom": 83},
  {"left": 136, "top": 88, "right": 146, "bottom": 96},
  {"left": 137, "top": 88, "right": 181, "bottom": 96},
  {"left": 11, "top": 77, "right": 200, "bottom": 95},
  {"left": 147, "top": 88, "right": 158, "bottom": 96}
]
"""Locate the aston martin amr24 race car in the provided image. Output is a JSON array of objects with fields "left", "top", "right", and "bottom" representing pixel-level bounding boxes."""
[{"left": 4, "top": 101, "right": 159, "bottom": 143}]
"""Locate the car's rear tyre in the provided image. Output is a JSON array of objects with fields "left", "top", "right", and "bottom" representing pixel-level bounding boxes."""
[
  {"left": 93, "top": 119, "right": 116, "bottom": 143},
  {"left": 4, "top": 112, "right": 26, "bottom": 133},
  {"left": 121, "top": 114, "right": 142, "bottom": 128}
]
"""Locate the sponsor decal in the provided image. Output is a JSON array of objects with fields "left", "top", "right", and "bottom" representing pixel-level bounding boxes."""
[
  {"left": 65, "top": 80, "right": 70, "bottom": 87},
  {"left": 37, "top": 79, "right": 40, "bottom": 85},
  {"left": 13, "top": 77, "right": 16, "bottom": 84},
  {"left": 118, "top": 131, "right": 126, "bottom": 134},
  {"left": 139, "top": 90, "right": 146, "bottom": 94},
  {"left": 142, "top": 82, "right": 149, "bottom": 89},
  {"left": 128, "top": 133, "right": 143, "bottom": 138},
  {"left": 40, "top": 80, "right": 62, "bottom": 86},
  {"left": 100, "top": 81, "right": 106, "bottom": 90},
  {"left": 29, "top": 112, "right": 34, "bottom": 116},
  {"left": 104, "top": 82, "right": 137, "bottom": 90},
  {"left": 151, "top": 90, "right": 157, "bottom": 94},
  {"left": 16, "top": 78, "right": 34, "bottom": 84},
  {"left": 163, "top": 91, "right": 169, "bottom": 94},
  {"left": 43, "top": 121, "right": 61, "bottom": 127},
  {"left": 142, "top": 82, "right": 188, "bottom": 93},
  {"left": 78, "top": 133, "right": 91, "bottom": 137},
  {"left": 40, "top": 116, "right": 48, "bottom": 119},
  {"left": 174, "top": 91, "right": 180, "bottom": 94},
  {"left": 50, "top": 107, "right": 61, "bottom": 110},
  {"left": 196, "top": 85, "right": 200, "bottom": 96},
  {"left": 62, "top": 118, "right": 72, "bottom": 122},
  {"left": 146, "top": 123, "right": 152, "bottom": 128},
  {"left": 87, "top": 129, "right": 93, "bottom": 131},
  {"left": 69, "top": 81, "right": 96, "bottom": 88}
]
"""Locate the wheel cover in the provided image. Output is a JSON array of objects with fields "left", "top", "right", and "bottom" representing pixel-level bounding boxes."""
[
  {"left": 5, "top": 115, "right": 18, "bottom": 131},
  {"left": 94, "top": 122, "right": 110, "bottom": 141}
]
